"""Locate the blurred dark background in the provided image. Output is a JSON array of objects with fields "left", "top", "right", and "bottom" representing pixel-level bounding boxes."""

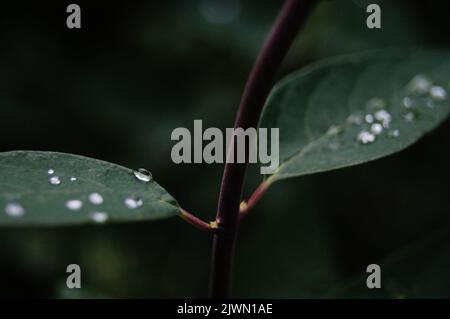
[{"left": 1, "top": 0, "right": 450, "bottom": 298}]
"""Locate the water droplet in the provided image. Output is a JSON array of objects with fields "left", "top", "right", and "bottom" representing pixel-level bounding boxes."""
[
  {"left": 365, "top": 114, "right": 374, "bottom": 124},
  {"left": 134, "top": 168, "right": 152, "bottom": 182},
  {"left": 389, "top": 129, "right": 400, "bottom": 138},
  {"left": 408, "top": 74, "right": 432, "bottom": 94},
  {"left": 374, "top": 110, "right": 392, "bottom": 128},
  {"left": 326, "top": 125, "right": 341, "bottom": 136},
  {"left": 347, "top": 114, "right": 363, "bottom": 125},
  {"left": 404, "top": 112, "right": 415, "bottom": 122},
  {"left": 47, "top": 169, "right": 54, "bottom": 175},
  {"left": 371, "top": 123, "right": 384, "bottom": 135},
  {"left": 89, "top": 192, "right": 104, "bottom": 205},
  {"left": 425, "top": 98, "right": 436, "bottom": 109},
  {"left": 66, "top": 199, "right": 83, "bottom": 211},
  {"left": 70, "top": 176, "right": 77, "bottom": 182},
  {"left": 91, "top": 212, "right": 108, "bottom": 224},
  {"left": 366, "top": 97, "right": 386, "bottom": 110},
  {"left": 124, "top": 196, "right": 143, "bottom": 209},
  {"left": 49, "top": 176, "right": 61, "bottom": 185},
  {"left": 328, "top": 142, "right": 341, "bottom": 151},
  {"left": 5, "top": 202, "right": 25, "bottom": 217},
  {"left": 429, "top": 86, "right": 447, "bottom": 101},
  {"left": 402, "top": 97, "right": 413, "bottom": 108},
  {"left": 357, "top": 131, "right": 376, "bottom": 144}
]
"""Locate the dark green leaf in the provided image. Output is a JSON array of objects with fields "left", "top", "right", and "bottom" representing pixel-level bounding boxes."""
[
  {"left": 261, "top": 51, "right": 450, "bottom": 182},
  {"left": 0, "top": 151, "right": 179, "bottom": 226}
]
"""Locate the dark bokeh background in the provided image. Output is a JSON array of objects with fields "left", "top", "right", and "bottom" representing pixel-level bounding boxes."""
[{"left": 1, "top": 0, "right": 450, "bottom": 298}]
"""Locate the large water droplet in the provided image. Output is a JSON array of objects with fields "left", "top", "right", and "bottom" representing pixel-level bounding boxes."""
[
  {"left": 48, "top": 169, "right": 54, "bottom": 175},
  {"left": 429, "top": 86, "right": 447, "bottom": 101},
  {"left": 357, "top": 131, "right": 376, "bottom": 144},
  {"left": 124, "top": 196, "right": 143, "bottom": 209},
  {"left": 66, "top": 199, "right": 83, "bottom": 211},
  {"left": 408, "top": 74, "right": 432, "bottom": 94},
  {"left": 371, "top": 123, "right": 384, "bottom": 135},
  {"left": 5, "top": 202, "right": 25, "bottom": 217},
  {"left": 49, "top": 176, "right": 61, "bottom": 185},
  {"left": 134, "top": 168, "right": 152, "bottom": 182},
  {"left": 89, "top": 192, "right": 104, "bottom": 205},
  {"left": 91, "top": 212, "right": 108, "bottom": 224},
  {"left": 374, "top": 110, "right": 392, "bottom": 128}
]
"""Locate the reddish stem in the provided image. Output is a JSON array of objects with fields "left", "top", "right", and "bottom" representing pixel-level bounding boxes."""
[{"left": 209, "top": 0, "right": 316, "bottom": 298}]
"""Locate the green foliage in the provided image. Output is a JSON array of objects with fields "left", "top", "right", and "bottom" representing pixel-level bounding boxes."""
[
  {"left": 261, "top": 51, "right": 450, "bottom": 182},
  {"left": 0, "top": 151, "right": 179, "bottom": 226}
]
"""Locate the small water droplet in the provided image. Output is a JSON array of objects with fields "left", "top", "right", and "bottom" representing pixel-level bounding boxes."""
[
  {"left": 70, "top": 176, "right": 77, "bottom": 182},
  {"left": 388, "top": 129, "right": 400, "bottom": 138},
  {"left": 404, "top": 112, "right": 415, "bottom": 122},
  {"left": 326, "top": 125, "right": 341, "bottom": 136},
  {"left": 91, "top": 212, "right": 108, "bottom": 224},
  {"left": 425, "top": 98, "right": 436, "bottom": 109},
  {"left": 371, "top": 123, "right": 384, "bottom": 135},
  {"left": 347, "top": 114, "right": 363, "bottom": 125},
  {"left": 5, "top": 202, "right": 25, "bottom": 217},
  {"left": 328, "top": 142, "right": 341, "bottom": 151},
  {"left": 357, "top": 131, "right": 376, "bottom": 144},
  {"left": 49, "top": 176, "right": 61, "bottom": 185},
  {"left": 89, "top": 192, "right": 104, "bottom": 205},
  {"left": 408, "top": 74, "right": 432, "bottom": 94},
  {"left": 134, "top": 168, "right": 152, "bottom": 182},
  {"left": 366, "top": 97, "right": 386, "bottom": 110},
  {"left": 66, "top": 199, "right": 83, "bottom": 211},
  {"left": 429, "top": 86, "right": 447, "bottom": 101},
  {"left": 402, "top": 96, "right": 413, "bottom": 108},
  {"left": 47, "top": 169, "right": 54, "bottom": 175},
  {"left": 124, "top": 196, "right": 143, "bottom": 209},
  {"left": 374, "top": 110, "right": 392, "bottom": 128},
  {"left": 365, "top": 114, "right": 374, "bottom": 124}
]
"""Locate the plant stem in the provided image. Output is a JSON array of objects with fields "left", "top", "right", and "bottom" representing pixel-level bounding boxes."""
[
  {"left": 209, "top": 0, "right": 316, "bottom": 298},
  {"left": 239, "top": 179, "right": 271, "bottom": 219},
  {"left": 179, "top": 208, "right": 220, "bottom": 233}
]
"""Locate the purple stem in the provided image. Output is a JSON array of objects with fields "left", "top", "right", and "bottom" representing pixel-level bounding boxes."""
[{"left": 209, "top": 0, "right": 317, "bottom": 298}]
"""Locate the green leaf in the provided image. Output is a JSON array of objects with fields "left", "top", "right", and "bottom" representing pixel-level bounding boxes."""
[
  {"left": 261, "top": 51, "right": 450, "bottom": 182},
  {"left": 0, "top": 151, "right": 180, "bottom": 226}
]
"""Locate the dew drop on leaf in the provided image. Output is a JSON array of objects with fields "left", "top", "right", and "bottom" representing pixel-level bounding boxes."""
[
  {"left": 408, "top": 74, "right": 432, "bottom": 94},
  {"left": 365, "top": 114, "right": 374, "bottom": 124},
  {"left": 47, "top": 169, "right": 54, "bottom": 175},
  {"left": 49, "top": 176, "right": 61, "bottom": 185},
  {"left": 371, "top": 123, "right": 384, "bottom": 135},
  {"left": 404, "top": 112, "right": 415, "bottom": 122},
  {"left": 402, "top": 96, "right": 413, "bottom": 108},
  {"left": 374, "top": 110, "right": 392, "bottom": 128},
  {"left": 66, "top": 199, "right": 83, "bottom": 211},
  {"left": 357, "top": 130, "right": 376, "bottom": 144},
  {"left": 388, "top": 129, "right": 400, "bottom": 138},
  {"left": 429, "top": 86, "right": 447, "bottom": 101},
  {"left": 91, "top": 211, "right": 108, "bottom": 223},
  {"left": 133, "top": 168, "right": 153, "bottom": 182},
  {"left": 5, "top": 202, "right": 25, "bottom": 217},
  {"left": 124, "top": 196, "right": 143, "bottom": 209},
  {"left": 89, "top": 192, "right": 104, "bottom": 205},
  {"left": 70, "top": 176, "right": 77, "bottom": 182}
]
